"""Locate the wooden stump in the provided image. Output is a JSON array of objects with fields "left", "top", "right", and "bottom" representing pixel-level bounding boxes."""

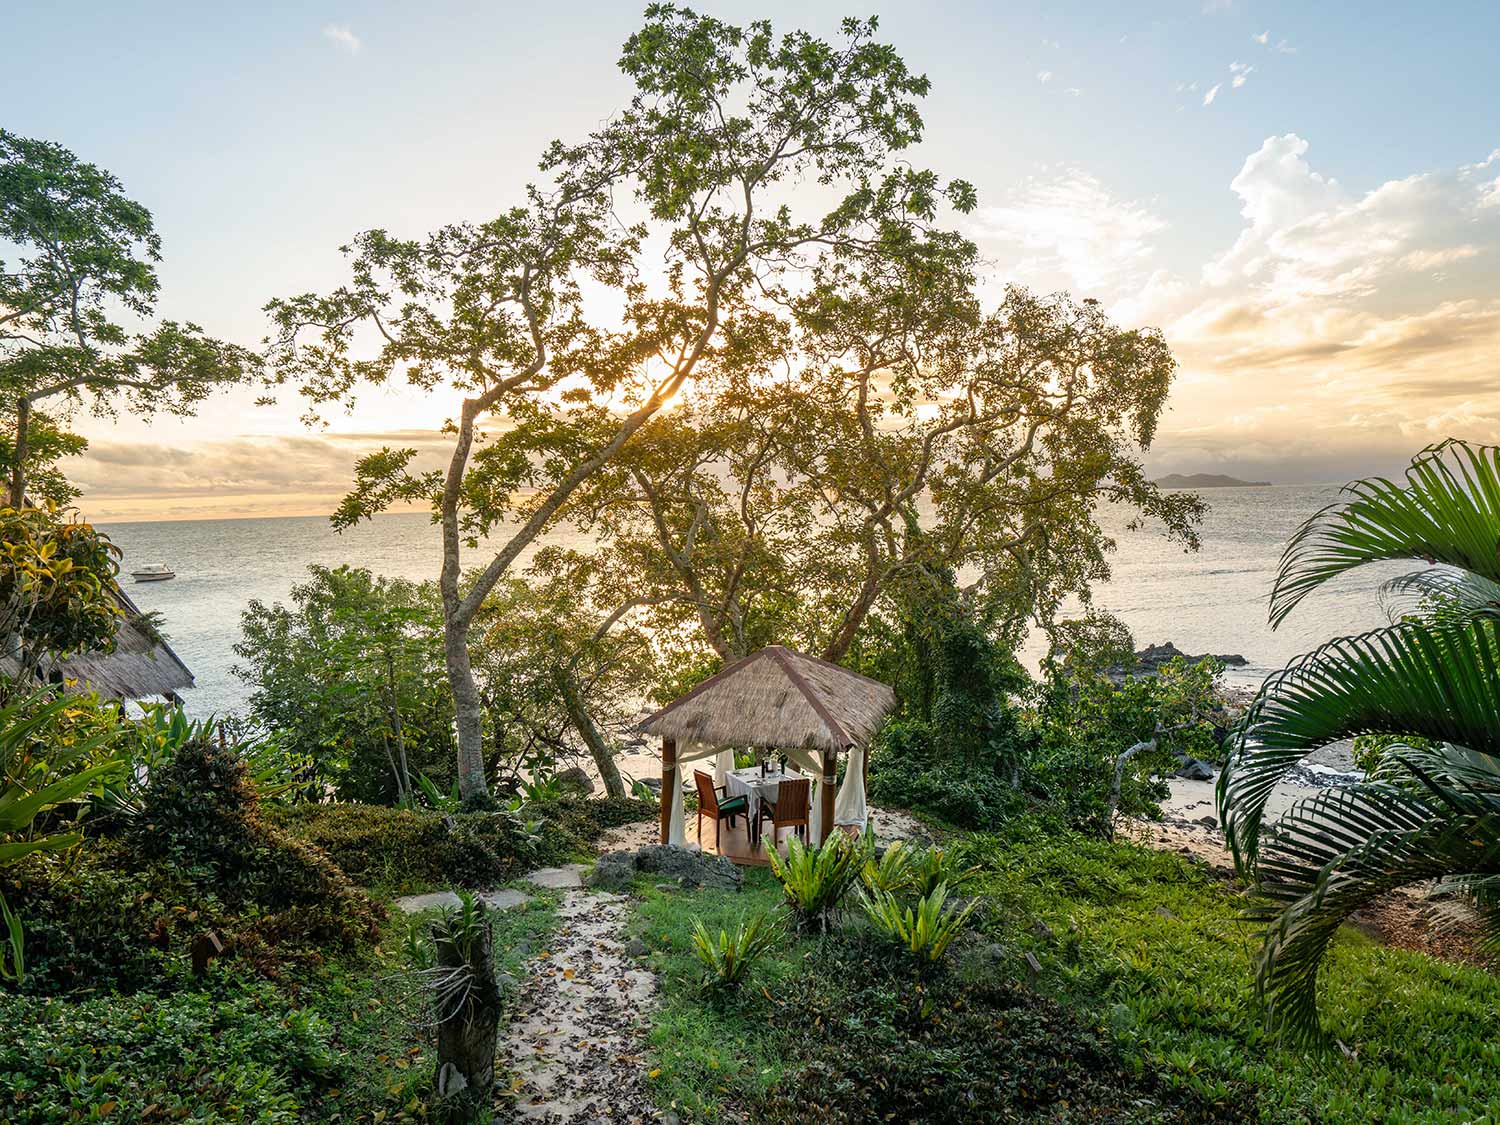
[{"left": 432, "top": 901, "right": 501, "bottom": 1120}]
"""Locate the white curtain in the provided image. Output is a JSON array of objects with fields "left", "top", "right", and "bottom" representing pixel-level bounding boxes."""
[
  {"left": 665, "top": 740, "right": 727, "bottom": 847},
  {"left": 781, "top": 747, "right": 830, "bottom": 846},
  {"left": 712, "top": 747, "right": 735, "bottom": 785},
  {"left": 834, "top": 742, "right": 867, "bottom": 830}
]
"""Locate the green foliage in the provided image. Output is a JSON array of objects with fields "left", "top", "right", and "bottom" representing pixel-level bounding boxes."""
[
  {"left": 764, "top": 832, "right": 867, "bottom": 934},
  {"left": 0, "top": 984, "right": 335, "bottom": 1121},
  {"left": 689, "top": 911, "right": 782, "bottom": 994},
  {"left": 0, "top": 690, "right": 123, "bottom": 982},
  {"left": 859, "top": 882, "right": 976, "bottom": 964},
  {"left": 903, "top": 844, "right": 978, "bottom": 898},
  {"left": 867, "top": 719, "right": 1023, "bottom": 829},
  {"left": 130, "top": 737, "right": 382, "bottom": 967},
  {"left": 235, "top": 565, "right": 455, "bottom": 806},
  {"left": 1222, "top": 439, "right": 1500, "bottom": 1042},
  {"left": 963, "top": 821, "right": 1500, "bottom": 1122},
  {"left": 0, "top": 130, "right": 262, "bottom": 504},
  {"left": 270, "top": 795, "right": 655, "bottom": 896},
  {"left": 1030, "top": 639, "right": 1224, "bottom": 835},
  {"left": 0, "top": 506, "right": 123, "bottom": 683},
  {"left": 859, "top": 840, "right": 914, "bottom": 895},
  {"left": 632, "top": 867, "right": 1233, "bottom": 1124}
]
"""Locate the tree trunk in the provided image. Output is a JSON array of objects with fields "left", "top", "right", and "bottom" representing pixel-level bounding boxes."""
[
  {"left": 555, "top": 666, "right": 626, "bottom": 799},
  {"left": 385, "top": 651, "right": 411, "bottom": 803},
  {"left": 432, "top": 902, "right": 501, "bottom": 1119},
  {"left": 8, "top": 399, "right": 29, "bottom": 508},
  {"left": 444, "top": 615, "right": 489, "bottom": 803},
  {"left": 1106, "top": 738, "right": 1156, "bottom": 841}
]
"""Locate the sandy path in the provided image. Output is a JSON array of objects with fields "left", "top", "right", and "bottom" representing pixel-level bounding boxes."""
[{"left": 499, "top": 878, "right": 660, "bottom": 1123}]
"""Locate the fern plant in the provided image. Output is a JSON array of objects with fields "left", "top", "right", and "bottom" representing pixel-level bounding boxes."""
[
  {"left": 765, "top": 832, "right": 867, "bottom": 933},
  {"left": 689, "top": 911, "right": 781, "bottom": 992},
  {"left": 860, "top": 882, "right": 977, "bottom": 964}
]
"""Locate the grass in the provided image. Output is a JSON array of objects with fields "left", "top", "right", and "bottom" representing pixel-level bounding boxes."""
[
  {"left": 959, "top": 826, "right": 1500, "bottom": 1123},
  {"left": 630, "top": 870, "right": 800, "bottom": 1118},
  {"left": 626, "top": 823, "right": 1500, "bottom": 1123}
]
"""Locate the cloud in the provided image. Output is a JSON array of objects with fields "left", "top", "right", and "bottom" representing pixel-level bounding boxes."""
[
  {"left": 1230, "top": 61, "right": 1253, "bottom": 88},
  {"left": 1064, "top": 87, "right": 1082, "bottom": 97},
  {"left": 971, "top": 171, "right": 1166, "bottom": 293},
  {"left": 974, "top": 136, "right": 1500, "bottom": 481},
  {"left": 321, "top": 23, "right": 361, "bottom": 53},
  {"left": 1253, "top": 30, "right": 1269, "bottom": 45},
  {"left": 1203, "top": 83, "right": 1221, "bottom": 106},
  {"left": 1037, "top": 70, "right": 1053, "bottom": 83}
]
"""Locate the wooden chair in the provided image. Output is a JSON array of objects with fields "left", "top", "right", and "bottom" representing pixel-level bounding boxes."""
[
  {"left": 758, "top": 777, "right": 811, "bottom": 847},
  {"left": 694, "top": 770, "right": 749, "bottom": 851}
]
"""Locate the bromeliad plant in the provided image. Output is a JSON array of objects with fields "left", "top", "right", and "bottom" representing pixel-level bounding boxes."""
[
  {"left": 689, "top": 911, "right": 782, "bottom": 993},
  {"left": 1220, "top": 439, "right": 1500, "bottom": 1042},
  {"left": 860, "top": 882, "right": 977, "bottom": 965},
  {"left": 765, "top": 832, "right": 868, "bottom": 934}
]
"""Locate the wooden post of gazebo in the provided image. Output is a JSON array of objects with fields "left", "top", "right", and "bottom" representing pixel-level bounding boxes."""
[
  {"left": 820, "top": 745, "right": 837, "bottom": 842},
  {"left": 659, "top": 738, "right": 676, "bottom": 844}
]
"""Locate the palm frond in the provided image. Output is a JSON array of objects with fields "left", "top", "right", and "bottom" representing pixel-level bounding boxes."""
[
  {"left": 1270, "top": 440, "right": 1500, "bottom": 629},
  {"left": 1379, "top": 567, "right": 1500, "bottom": 626},
  {"left": 1219, "top": 616, "right": 1500, "bottom": 868},
  {"left": 1246, "top": 777, "right": 1500, "bottom": 1044}
]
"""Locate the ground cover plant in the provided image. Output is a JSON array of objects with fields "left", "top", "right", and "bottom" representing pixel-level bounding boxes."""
[{"left": 963, "top": 821, "right": 1500, "bottom": 1123}]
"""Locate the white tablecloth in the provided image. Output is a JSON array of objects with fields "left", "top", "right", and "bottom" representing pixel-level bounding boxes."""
[{"left": 723, "top": 767, "right": 799, "bottom": 820}]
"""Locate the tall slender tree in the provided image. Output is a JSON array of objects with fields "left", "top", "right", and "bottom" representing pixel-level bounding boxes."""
[{"left": 267, "top": 9, "right": 976, "bottom": 800}]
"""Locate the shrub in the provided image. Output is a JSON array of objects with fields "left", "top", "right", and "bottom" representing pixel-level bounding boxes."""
[
  {"left": 269, "top": 795, "right": 656, "bottom": 894},
  {"left": 868, "top": 747, "right": 1021, "bottom": 829},
  {"left": 755, "top": 940, "right": 1250, "bottom": 1124},
  {"left": 690, "top": 911, "right": 782, "bottom": 993},
  {"left": 765, "top": 833, "right": 867, "bottom": 934},
  {"left": 859, "top": 883, "right": 976, "bottom": 964},
  {"left": 130, "top": 738, "right": 382, "bottom": 966}
]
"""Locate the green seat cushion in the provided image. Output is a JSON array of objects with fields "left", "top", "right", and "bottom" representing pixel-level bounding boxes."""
[{"left": 717, "top": 795, "right": 748, "bottom": 814}]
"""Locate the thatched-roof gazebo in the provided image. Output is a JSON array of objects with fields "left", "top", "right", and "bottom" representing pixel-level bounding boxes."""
[
  {"left": 639, "top": 645, "right": 895, "bottom": 848},
  {"left": 0, "top": 585, "right": 194, "bottom": 702}
]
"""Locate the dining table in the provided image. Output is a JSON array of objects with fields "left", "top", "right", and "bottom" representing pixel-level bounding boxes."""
[{"left": 722, "top": 765, "right": 801, "bottom": 839}]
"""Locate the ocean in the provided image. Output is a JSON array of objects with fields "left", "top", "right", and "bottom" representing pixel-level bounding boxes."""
[{"left": 101, "top": 483, "right": 1405, "bottom": 718}]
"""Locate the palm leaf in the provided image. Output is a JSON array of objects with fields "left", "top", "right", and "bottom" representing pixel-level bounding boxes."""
[
  {"left": 1219, "top": 616, "right": 1500, "bottom": 869},
  {"left": 1270, "top": 440, "right": 1500, "bottom": 629},
  {"left": 1379, "top": 567, "right": 1500, "bottom": 627},
  {"left": 1246, "top": 777, "right": 1500, "bottom": 1044}
]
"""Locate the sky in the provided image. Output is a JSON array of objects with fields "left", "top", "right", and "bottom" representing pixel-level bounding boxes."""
[{"left": 3, "top": 0, "right": 1499, "bottom": 522}]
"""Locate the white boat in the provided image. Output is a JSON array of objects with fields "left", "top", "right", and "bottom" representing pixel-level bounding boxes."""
[{"left": 131, "top": 563, "right": 177, "bottom": 583}]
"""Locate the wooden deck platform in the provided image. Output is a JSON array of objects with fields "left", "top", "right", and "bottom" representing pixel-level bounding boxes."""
[{"left": 680, "top": 807, "right": 808, "bottom": 867}]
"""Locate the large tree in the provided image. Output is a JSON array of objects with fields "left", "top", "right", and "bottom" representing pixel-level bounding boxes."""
[
  {"left": 561, "top": 284, "right": 1204, "bottom": 667},
  {"left": 0, "top": 130, "right": 262, "bottom": 506},
  {"left": 267, "top": 9, "right": 976, "bottom": 800}
]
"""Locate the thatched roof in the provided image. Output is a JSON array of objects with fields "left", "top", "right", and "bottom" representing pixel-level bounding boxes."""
[
  {"left": 639, "top": 645, "right": 894, "bottom": 753},
  {"left": 0, "top": 585, "right": 195, "bottom": 701}
]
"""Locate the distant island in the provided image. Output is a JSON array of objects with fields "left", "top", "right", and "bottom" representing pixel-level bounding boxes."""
[{"left": 1153, "top": 473, "right": 1273, "bottom": 489}]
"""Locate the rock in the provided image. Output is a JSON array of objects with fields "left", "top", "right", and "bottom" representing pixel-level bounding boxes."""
[
  {"left": 1030, "top": 920, "right": 1055, "bottom": 941},
  {"left": 633, "top": 843, "right": 743, "bottom": 891},
  {"left": 653, "top": 882, "right": 678, "bottom": 893},
  {"left": 637, "top": 776, "right": 663, "bottom": 794},
  {"left": 525, "top": 864, "right": 586, "bottom": 889},
  {"left": 1173, "top": 752, "right": 1216, "bottom": 781},
  {"left": 555, "top": 766, "right": 595, "bottom": 796},
  {"left": 586, "top": 850, "right": 639, "bottom": 892},
  {"left": 625, "top": 938, "right": 648, "bottom": 958},
  {"left": 1195, "top": 815, "right": 1219, "bottom": 829},
  {"left": 1135, "top": 641, "right": 1247, "bottom": 671}
]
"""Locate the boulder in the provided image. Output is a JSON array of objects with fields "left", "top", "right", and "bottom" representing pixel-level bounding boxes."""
[
  {"left": 1172, "top": 752, "right": 1216, "bottom": 781},
  {"left": 633, "top": 844, "right": 743, "bottom": 891},
  {"left": 555, "top": 766, "right": 595, "bottom": 796},
  {"left": 585, "top": 850, "right": 639, "bottom": 892}
]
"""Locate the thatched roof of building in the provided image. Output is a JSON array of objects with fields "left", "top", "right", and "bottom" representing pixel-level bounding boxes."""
[
  {"left": 0, "top": 585, "right": 195, "bottom": 701},
  {"left": 639, "top": 645, "right": 894, "bottom": 753}
]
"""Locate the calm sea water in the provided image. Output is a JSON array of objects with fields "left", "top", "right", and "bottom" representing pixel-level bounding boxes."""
[{"left": 102, "top": 484, "right": 1401, "bottom": 718}]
